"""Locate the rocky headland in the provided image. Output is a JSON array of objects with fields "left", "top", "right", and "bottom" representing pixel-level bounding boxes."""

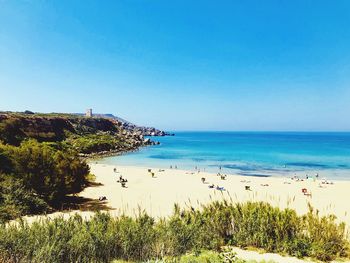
[{"left": 0, "top": 111, "right": 173, "bottom": 158}]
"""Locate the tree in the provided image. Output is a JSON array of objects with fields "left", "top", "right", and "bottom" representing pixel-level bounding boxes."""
[{"left": 0, "top": 139, "right": 89, "bottom": 206}]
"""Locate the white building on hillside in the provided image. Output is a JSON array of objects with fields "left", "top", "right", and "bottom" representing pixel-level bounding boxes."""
[{"left": 86, "top": 108, "right": 92, "bottom": 117}]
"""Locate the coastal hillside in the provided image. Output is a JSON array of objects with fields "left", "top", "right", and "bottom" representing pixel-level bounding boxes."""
[
  {"left": 0, "top": 111, "right": 169, "bottom": 223},
  {"left": 0, "top": 111, "right": 169, "bottom": 155}
]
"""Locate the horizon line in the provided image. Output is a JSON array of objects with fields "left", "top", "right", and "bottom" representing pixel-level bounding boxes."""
[{"left": 168, "top": 130, "right": 350, "bottom": 133}]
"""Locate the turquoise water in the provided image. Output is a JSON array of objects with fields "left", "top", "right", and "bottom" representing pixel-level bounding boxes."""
[{"left": 99, "top": 132, "right": 350, "bottom": 180}]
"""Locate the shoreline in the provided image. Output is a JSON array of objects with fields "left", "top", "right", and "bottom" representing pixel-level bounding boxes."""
[
  {"left": 81, "top": 147, "right": 141, "bottom": 159},
  {"left": 95, "top": 157, "right": 350, "bottom": 181},
  {"left": 79, "top": 141, "right": 159, "bottom": 160}
]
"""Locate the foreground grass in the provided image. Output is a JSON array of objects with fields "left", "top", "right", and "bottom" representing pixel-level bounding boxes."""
[
  {"left": 114, "top": 249, "right": 277, "bottom": 262},
  {"left": 151, "top": 250, "right": 277, "bottom": 263},
  {"left": 0, "top": 201, "right": 349, "bottom": 263}
]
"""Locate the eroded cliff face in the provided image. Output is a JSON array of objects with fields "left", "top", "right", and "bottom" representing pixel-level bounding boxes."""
[
  {"left": 72, "top": 117, "right": 119, "bottom": 134},
  {"left": 0, "top": 114, "right": 75, "bottom": 144},
  {"left": 91, "top": 113, "right": 174, "bottom": 137}
]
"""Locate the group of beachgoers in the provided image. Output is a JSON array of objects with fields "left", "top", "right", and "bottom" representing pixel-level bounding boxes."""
[
  {"left": 290, "top": 172, "right": 335, "bottom": 198},
  {"left": 97, "top": 165, "right": 335, "bottom": 203},
  {"left": 195, "top": 165, "right": 260, "bottom": 192},
  {"left": 198, "top": 164, "right": 229, "bottom": 191},
  {"left": 200, "top": 174, "right": 226, "bottom": 191},
  {"left": 98, "top": 167, "right": 128, "bottom": 201},
  {"left": 199, "top": 165, "right": 335, "bottom": 197},
  {"left": 113, "top": 167, "right": 128, "bottom": 187}
]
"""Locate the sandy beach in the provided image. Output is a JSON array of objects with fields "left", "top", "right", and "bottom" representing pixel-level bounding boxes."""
[
  {"left": 78, "top": 163, "right": 350, "bottom": 225},
  {"left": 19, "top": 162, "right": 350, "bottom": 263}
]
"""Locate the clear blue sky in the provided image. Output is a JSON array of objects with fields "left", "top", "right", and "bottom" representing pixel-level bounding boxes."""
[{"left": 1, "top": 1, "right": 350, "bottom": 131}]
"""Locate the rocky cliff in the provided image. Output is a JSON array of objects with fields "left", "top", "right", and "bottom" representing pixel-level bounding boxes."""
[{"left": 74, "top": 112, "right": 174, "bottom": 137}]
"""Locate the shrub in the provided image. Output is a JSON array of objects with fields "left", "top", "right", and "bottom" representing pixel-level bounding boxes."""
[
  {"left": 0, "top": 175, "right": 49, "bottom": 223},
  {"left": 67, "top": 134, "right": 126, "bottom": 154},
  {"left": 0, "top": 140, "right": 89, "bottom": 206},
  {"left": 0, "top": 139, "right": 90, "bottom": 223}
]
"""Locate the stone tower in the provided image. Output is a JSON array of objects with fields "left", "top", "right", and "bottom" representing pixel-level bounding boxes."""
[{"left": 86, "top": 108, "right": 92, "bottom": 118}]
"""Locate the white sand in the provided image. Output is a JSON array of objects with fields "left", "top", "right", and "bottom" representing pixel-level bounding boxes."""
[{"left": 81, "top": 163, "right": 350, "bottom": 226}]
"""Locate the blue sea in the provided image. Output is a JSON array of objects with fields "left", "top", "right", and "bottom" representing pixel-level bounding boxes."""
[{"left": 98, "top": 132, "right": 350, "bottom": 180}]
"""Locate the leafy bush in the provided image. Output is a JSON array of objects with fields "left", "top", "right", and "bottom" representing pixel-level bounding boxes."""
[
  {"left": 0, "top": 175, "right": 49, "bottom": 223},
  {"left": 0, "top": 139, "right": 90, "bottom": 222},
  {"left": 0, "top": 140, "right": 89, "bottom": 204}
]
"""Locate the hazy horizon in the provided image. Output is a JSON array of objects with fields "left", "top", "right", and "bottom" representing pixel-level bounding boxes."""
[{"left": 1, "top": 1, "right": 350, "bottom": 131}]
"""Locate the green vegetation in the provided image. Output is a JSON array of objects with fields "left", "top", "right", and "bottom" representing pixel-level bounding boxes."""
[
  {"left": 146, "top": 249, "right": 276, "bottom": 263},
  {"left": 0, "top": 112, "right": 145, "bottom": 223},
  {"left": 0, "top": 201, "right": 348, "bottom": 262},
  {"left": 0, "top": 174, "right": 49, "bottom": 222},
  {"left": 0, "top": 139, "right": 90, "bottom": 223},
  {"left": 0, "top": 113, "right": 143, "bottom": 155},
  {"left": 127, "top": 249, "right": 277, "bottom": 262},
  {"left": 66, "top": 134, "right": 132, "bottom": 154}
]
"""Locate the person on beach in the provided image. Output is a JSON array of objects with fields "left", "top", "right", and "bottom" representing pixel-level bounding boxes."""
[
  {"left": 118, "top": 175, "right": 128, "bottom": 183},
  {"left": 99, "top": 196, "right": 107, "bottom": 201},
  {"left": 216, "top": 185, "right": 225, "bottom": 191}
]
